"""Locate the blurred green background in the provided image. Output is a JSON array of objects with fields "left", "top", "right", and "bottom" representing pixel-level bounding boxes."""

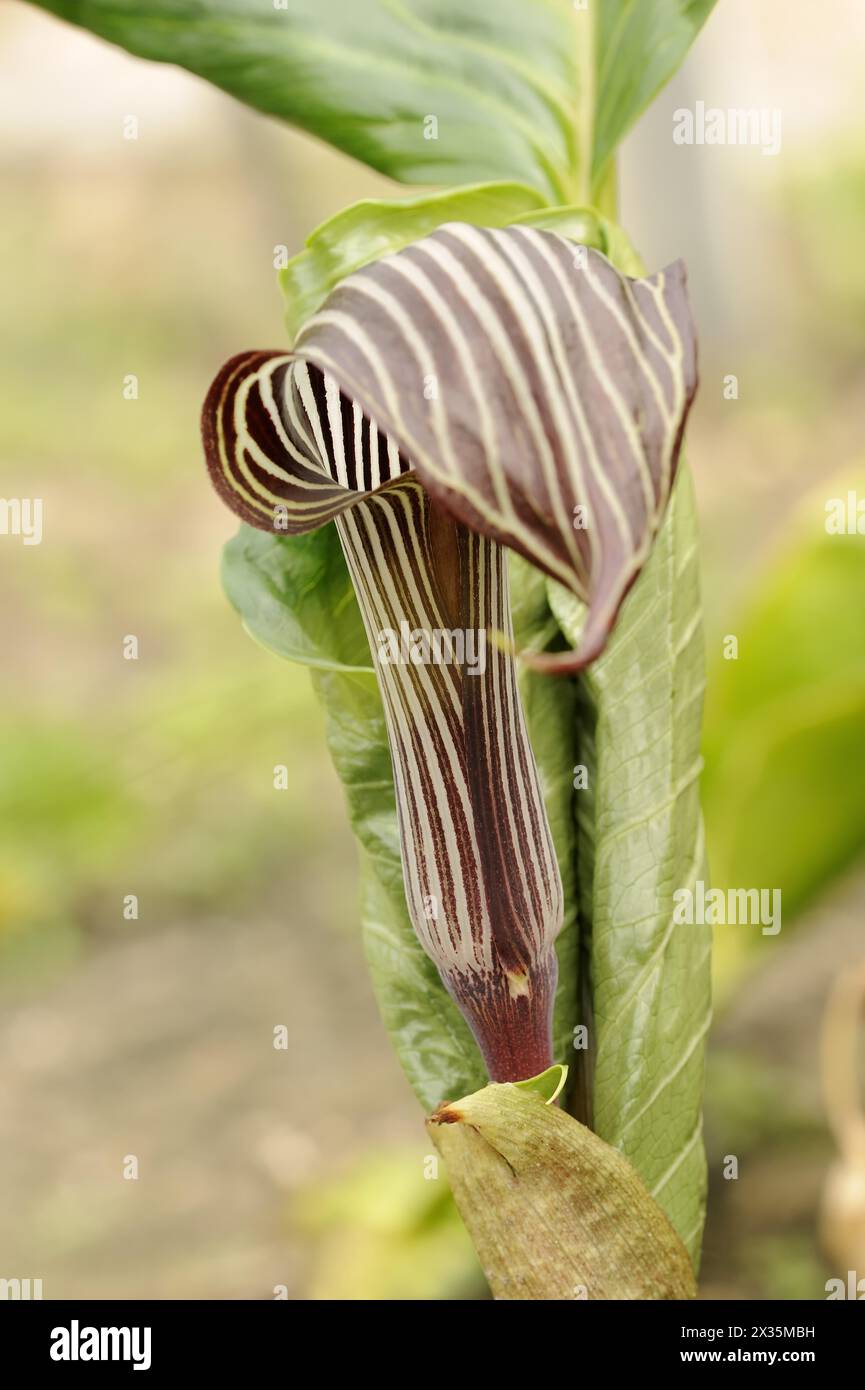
[{"left": 1, "top": 0, "right": 864, "bottom": 1299}]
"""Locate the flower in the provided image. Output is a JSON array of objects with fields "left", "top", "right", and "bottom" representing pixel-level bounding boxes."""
[{"left": 202, "top": 222, "right": 697, "bottom": 1081}]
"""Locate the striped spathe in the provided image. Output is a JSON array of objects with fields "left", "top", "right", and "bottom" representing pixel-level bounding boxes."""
[
  {"left": 202, "top": 223, "right": 698, "bottom": 1081},
  {"left": 206, "top": 224, "right": 696, "bottom": 672}
]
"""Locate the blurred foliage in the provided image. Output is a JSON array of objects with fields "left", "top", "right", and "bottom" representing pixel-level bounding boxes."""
[
  {"left": 745, "top": 1235, "right": 829, "bottom": 1303},
  {"left": 292, "top": 1147, "right": 484, "bottom": 1301},
  {"left": 702, "top": 472, "right": 865, "bottom": 987},
  {"left": 781, "top": 148, "right": 865, "bottom": 369},
  {"left": 705, "top": 1053, "right": 822, "bottom": 1155},
  {"left": 0, "top": 161, "right": 354, "bottom": 992}
]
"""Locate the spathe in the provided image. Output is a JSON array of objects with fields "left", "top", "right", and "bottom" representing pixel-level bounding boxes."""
[
  {"left": 202, "top": 222, "right": 698, "bottom": 1079},
  {"left": 206, "top": 223, "right": 697, "bottom": 674}
]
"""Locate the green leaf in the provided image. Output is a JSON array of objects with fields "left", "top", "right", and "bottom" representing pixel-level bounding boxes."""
[
  {"left": 222, "top": 523, "right": 373, "bottom": 673},
  {"left": 549, "top": 466, "right": 711, "bottom": 1268},
  {"left": 511, "top": 203, "right": 604, "bottom": 242},
  {"left": 513, "top": 1062, "right": 568, "bottom": 1105},
  {"left": 29, "top": 0, "right": 716, "bottom": 202},
  {"left": 31, "top": 0, "right": 585, "bottom": 202},
  {"left": 593, "top": 0, "right": 718, "bottom": 187},
  {"left": 702, "top": 477, "right": 865, "bottom": 922}
]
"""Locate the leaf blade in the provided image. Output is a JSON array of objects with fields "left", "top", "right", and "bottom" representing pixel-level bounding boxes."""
[
  {"left": 550, "top": 466, "right": 711, "bottom": 1266},
  {"left": 31, "top": 0, "right": 585, "bottom": 200},
  {"left": 31, "top": 0, "right": 716, "bottom": 202},
  {"left": 593, "top": 0, "right": 718, "bottom": 188}
]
